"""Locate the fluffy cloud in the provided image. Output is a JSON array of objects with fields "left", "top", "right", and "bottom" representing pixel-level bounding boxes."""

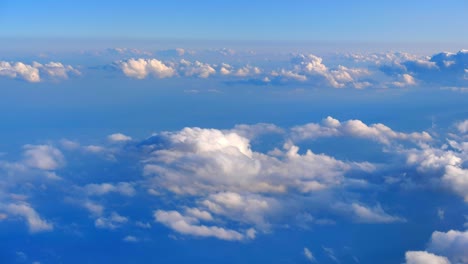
[
  {"left": 119, "top": 58, "right": 176, "bottom": 79},
  {"left": 154, "top": 210, "right": 245, "bottom": 241},
  {"left": 270, "top": 54, "right": 371, "bottom": 88},
  {"left": 22, "top": 145, "right": 65, "bottom": 171},
  {"left": 381, "top": 50, "right": 468, "bottom": 88},
  {"left": 0, "top": 61, "right": 79, "bottom": 82},
  {"left": 2, "top": 117, "right": 467, "bottom": 244},
  {"left": 405, "top": 251, "right": 451, "bottom": 264},
  {"left": 291, "top": 116, "right": 431, "bottom": 145},
  {"left": 405, "top": 229, "right": 468, "bottom": 264},
  {"left": 178, "top": 59, "right": 216, "bottom": 78},
  {"left": 428, "top": 230, "right": 468, "bottom": 263}
]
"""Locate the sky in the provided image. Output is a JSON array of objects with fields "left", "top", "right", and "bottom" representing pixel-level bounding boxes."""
[
  {"left": 1, "top": 0, "right": 468, "bottom": 43},
  {"left": 1, "top": 1, "right": 468, "bottom": 264}
]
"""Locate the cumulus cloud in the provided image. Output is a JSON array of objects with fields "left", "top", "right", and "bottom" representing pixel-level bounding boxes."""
[
  {"left": 119, "top": 58, "right": 176, "bottom": 79},
  {"left": 2, "top": 117, "right": 467, "bottom": 244},
  {"left": 0, "top": 61, "right": 79, "bottom": 82},
  {"left": 381, "top": 50, "right": 468, "bottom": 88},
  {"left": 154, "top": 210, "right": 245, "bottom": 241},
  {"left": 178, "top": 59, "right": 216, "bottom": 78},
  {"left": 428, "top": 230, "right": 468, "bottom": 263},
  {"left": 291, "top": 116, "right": 432, "bottom": 145},
  {"left": 0, "top": 61, "right": 40, "bottom": 82},
  {"left": 269, "top": 54, "right": 371, "bottom": 88},
  {"left": 405, "top": 251, "right": 451, "bottom": 264},
  {"left": 404, "top": 229, "right": 468, "bottom": 264},
  {"left": 22, "top": 145, "right": 65, "bottom": 170}
]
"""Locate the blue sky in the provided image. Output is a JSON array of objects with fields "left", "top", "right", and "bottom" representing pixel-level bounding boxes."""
[
  {"left": 1, "top": 0, "right": 468, "bottom": 42},
  {"left": 1, "top": 2, "right": 468, "bottom": 264}
]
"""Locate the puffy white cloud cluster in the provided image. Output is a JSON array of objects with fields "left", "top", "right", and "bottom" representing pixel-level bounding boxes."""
[
  {"left": 345, "top": 52, "right": 420, "bottom": 65},
  {"left": 22, "top": 145, "right": 65, "bottom": 171},
  {"left": 0, "top": 144, "right": 67, "bottom": 233},
  {"left": 401, "top": 131, "right": 468, "bottom": 202},
  {"left": 405, "top": 251, "right": 450, "bottom": 264},
  {"left": 178, "top": 59, "right": 216, "bottom": 78},
  {"left": 139, "top": 120, "right": 420, "bottom": 238},
  {"left": 268, "top": 54, "right": 371, "bottom": 88},
  {"left": 405, "top": 229, "right": 468, "bottom": 264},
  {"left": 116, "top": 53, "right": 376, "bottom": 89},
  {"left": 119, "top": 58, "right": 176, "bottom": 79},
  {"left": 220, "top": 63, "right": 262, "bottom": 77},
  {"left": 142, "top": 126, "right": 366, "bottom": 197},
  {"left": 0, "top": 61, "right": 80, "bottom": 82},
  {"left": 118, "top": 58, "right": 218, "bottom": 79},
  {"left": 1, "top": 117, "right": 468, "bottom": 245},
  {"left": 291, "top": 116, "right": 432, "bottom": 145},
  {"left": 380, "top": 50, "right": 468, "bottom": 88}
]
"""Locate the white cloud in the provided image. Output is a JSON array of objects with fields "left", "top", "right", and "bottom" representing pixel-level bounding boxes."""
[
  {"left": 119, "top": 58, "right": 176, "bottom": 79},
  {"left": 22, "top": 145, "right": 65, "bottom": 170},
  {"left": 0, "top": 61, "right": 40, "bottom": 82},
  {"left": 349, "top": 203, "right": 404, "bottom": 223},
  {"left": 291, "top": 116, "right": 431, "bottom": 145},
  {"left": 3, "top": 203, "right": 53, "bottom": 233},
  {"left": 456, "top": 120, "right": 468, "bottom": 134},
  {"left": 304, "top": 247, "right": 316, "bottom": 262},
  {"left": 108, "top": 133, "right": 132, "bottom": 142},
  {"left": 442, "top": 165, "right": 468, "bottom": 202},
  {"left": 279, "top": 54, "right": 371, "bottom": 88},
  {"left": 179, "top": 59, "right": 216, "bottom": 78},
  {"left": 0, "top": 61, "right": 79, "bottom": 82},
  {"left": 428, "top": 230, "right": 468, "bottom": 263},
  {"left": 83, "top": 201, "right": 104, "bottom": 216},
  {"left": 185, "top": 207, "right": 213, "bottom": 221},
  {"left": 154, "top": 210, "right": 245, "bottom": 241},
  {"left": 95, "top": 212, "right": 128, "bottom": 229},
  {"left": 405, "top": 251, "right": 451, "bottom": 264},
  {"left": 83, "top": 182, "right": 135, "bottom": 197},
  {"left": 201, "top": 192, "right": 273, "bottom": 228},
  {"left": 393, "top": 73, "right": 417, "bottom": 87}
]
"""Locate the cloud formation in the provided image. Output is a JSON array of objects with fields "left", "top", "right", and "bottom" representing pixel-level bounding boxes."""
[
  {"left": 291, "top": 116, "right": 431, "bottom": 145},
  {"left": 0, "top": 61, "right": 80, "bottom": 82},
  {"left": 1, "top": 117, "right": 467, "bottom": 247}
]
